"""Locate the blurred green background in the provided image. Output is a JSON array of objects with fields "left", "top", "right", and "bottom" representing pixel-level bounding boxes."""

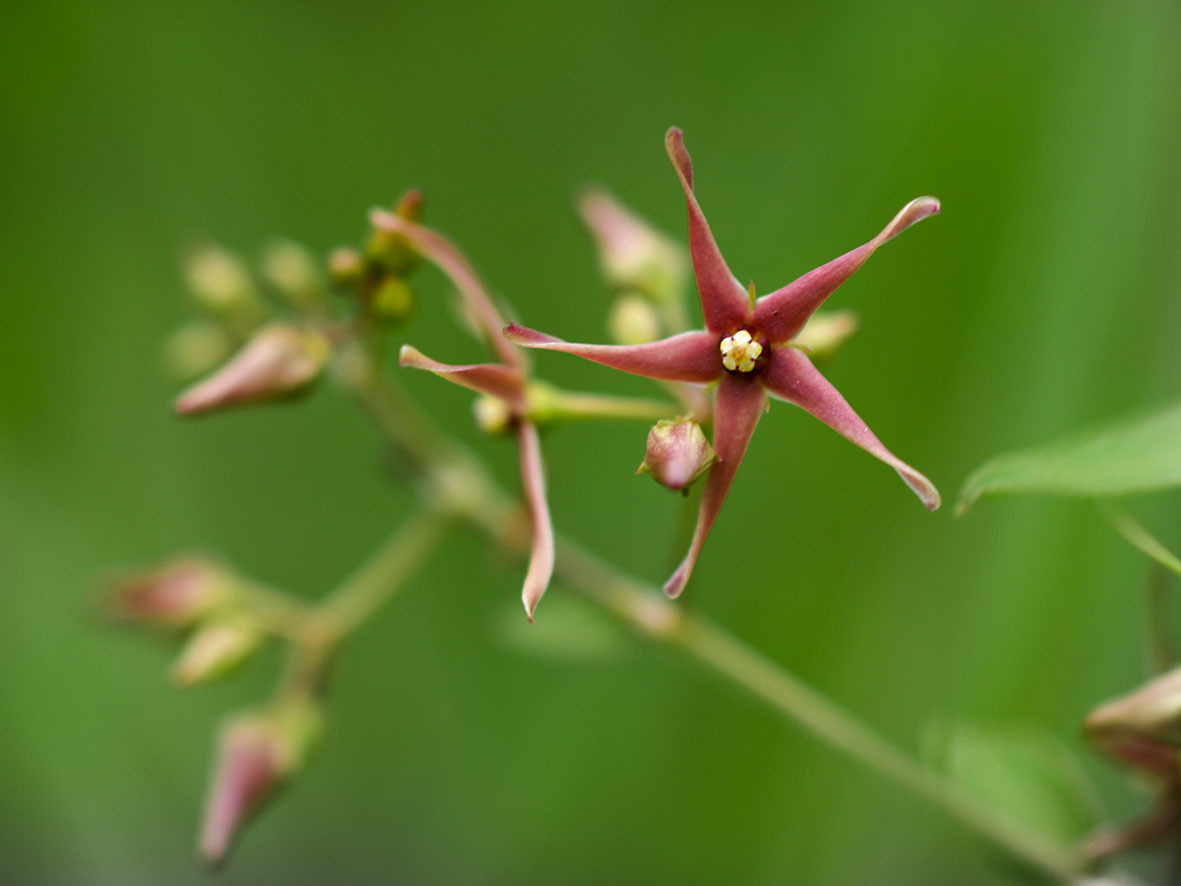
[{"left": 3, "top": 1, "right": 1181, "bottom": 883}]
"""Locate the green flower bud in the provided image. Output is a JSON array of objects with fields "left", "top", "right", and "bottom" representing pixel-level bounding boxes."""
[
  {"left": 370, "top": 276, "right": 416, "bottom": 324},
  {"left": 260, "top": 239, "right": 322, "bottom": 308},
  {"left": 172, "top": 619, "right": 262, "bottom": 688}
]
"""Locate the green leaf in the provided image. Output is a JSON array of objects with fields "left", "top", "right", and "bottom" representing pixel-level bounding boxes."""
[
  {"left": 924, "top": 721, "right": 1103, "bottom": 847},
  {"left": 957, "top": 402, "right": 1181, "bottom": 513}
]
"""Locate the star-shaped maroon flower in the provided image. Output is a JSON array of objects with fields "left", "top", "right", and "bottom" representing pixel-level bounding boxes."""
[{"left": 506, "top": 128, "right": 940, "bottom": 598}]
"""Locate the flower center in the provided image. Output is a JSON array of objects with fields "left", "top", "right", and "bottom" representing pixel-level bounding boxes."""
[{"left": 719, "top": 329, "right": 764, "bottom": 373}]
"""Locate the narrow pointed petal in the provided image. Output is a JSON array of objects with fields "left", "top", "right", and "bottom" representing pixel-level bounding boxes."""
[
  {"left": 399, "top": 344, "right": 525, "bottom": 404},
  {"left": 665, "top": 375, "right": 765, "bottom": 597},
  {"left": 753, "top": 197, "right": 941, "bottom": 343},
  {"left": 370, "top": 210, "right": 523, "bottom": 368},
  {"left": 762, "top": 348, "right": 940, "bottom": 510},
  {"left": 517, "top": 421, "right": 555, "bottom": 620},
  {"left": 505, "top": 323, "right": 721, "bottom": 383},
  {"left": 664, "top": 128, "right": 750, "bottom": 335}
]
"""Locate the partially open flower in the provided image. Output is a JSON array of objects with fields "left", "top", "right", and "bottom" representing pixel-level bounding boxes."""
[
  {"left": 372, "top": 210, "right": 553, "bottom": 621},
  {"left": 174, "top": 324, "right": 330, "bottom": 416},
  {"left": 109, "top": 557, "right": 231, "bottom": 629},
  {"left": 638, "top": 419, "right": 717, "bottom": 492},
  {"left": 200, "top": 699, "right": 321, "bottom": 866}
]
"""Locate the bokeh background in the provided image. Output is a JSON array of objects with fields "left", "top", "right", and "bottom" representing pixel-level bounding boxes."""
[{"left": 3, "top": 1, "right": 1181, "bottom": 883}]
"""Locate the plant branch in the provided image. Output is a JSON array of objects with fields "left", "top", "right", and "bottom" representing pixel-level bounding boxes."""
[{"left": 331, "top": 342, "right": 1082, "bottom": 883}]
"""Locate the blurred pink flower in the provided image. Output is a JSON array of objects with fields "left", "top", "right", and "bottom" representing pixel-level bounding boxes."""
[{"left": 507, "top": 129, "right": 940, "bottom": 597}]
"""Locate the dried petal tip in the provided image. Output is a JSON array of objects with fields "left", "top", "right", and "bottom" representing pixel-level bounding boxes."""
[
  {"left": 110, "top": 557, "right": 230, "bottom": 628},
  {"left": 200, "top": 700, "right": 321, "bottom": 867},
  {"left": 880, "top": 197, "right": 941, "bottom": 243},
  {"left": 175, "top": 325, "right": 330, "bottom": 416},
  {"left": 638, "top": 419, "right": 717, "bottom": 491}
]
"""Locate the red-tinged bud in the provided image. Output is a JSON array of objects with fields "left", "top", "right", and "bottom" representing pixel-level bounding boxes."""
[
  {"left": 200, "top": 699, "right": 322, "bottom": 866},
  {"left": 174, "top": 325, "right": 330, "bottom": 416},
  {"left": 260, "top": 240, "right": 321, "bottom": 308},
  {"left": 365, "top": 190, "right": 424, "bottom": 276},
  {"left": 1086, "top": 668, "right": 1181, "bottom": 779},
  {"left": 110, "top": 557, "right": 231, "bottom": 629},
  {"left": 328, "top": 247, "right": 366, "bottom": 290},
  {"left": 393, "top": 187, "right": 424, "bottom": 222},
  {"left": 578, "top": 189, "right": 686, "bottom": 304},
  {"left": 637, "top": 419, "right": 717, "bottom": 492},
  {"left": 172, "top": 620, "right": 262, "bottom": 688}
]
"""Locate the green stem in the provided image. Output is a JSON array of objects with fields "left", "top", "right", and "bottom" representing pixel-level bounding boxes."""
[
  {"left": 316, "top": 508, "right": 451, "bottom": 638},
  {"left": 1100, "top": 504, "right": 1181, "bottom": 578},
  {"left": 334, "top": 345, "right": 1082, "bottom": 883}
]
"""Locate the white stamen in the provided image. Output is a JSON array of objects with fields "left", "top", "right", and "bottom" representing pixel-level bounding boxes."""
[{"left": 719, "top": 329, "right": 763, "bottom": 373}]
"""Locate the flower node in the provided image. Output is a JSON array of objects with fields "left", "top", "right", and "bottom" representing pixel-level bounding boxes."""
[{"left": 719, "top": 329, "right": 764, "bottom": 373}]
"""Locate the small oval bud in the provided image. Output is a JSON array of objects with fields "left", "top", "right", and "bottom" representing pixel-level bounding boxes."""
[
  {"left": 200, "top": 698, "right": 322, "bottom": 865},
  {"left": 162, "top": 321, "right": 235, "bottom": 381},
  {"left": 792, "top": 310, "right": 859, "bottom": 360},
  {"left": 473, "top": 394, "right": 513, "bottom": 435},
  {"left": 260, "top": 239, "right": 321, "bottom": 308},
  {"left": 608, "top": 294, "right": 663, "bottom": 345},
  {"left": 110, "top": 557, "right": 231, "bottom": 628},
  {"left": 370, "top": 276, "right": 416, "bottom": 324},
  {"left": 637, "top": 419, "right": 717, "bottom": 491},
  {"left": 579, "top": 189, "right": 687, "bottom": 303},
  {"left": 328, "top": 247, "right": 366, "bottom": 290},
  {"left": 172, "top": 619, "right": 263, "bottom": 688},
  {"left": 174, "top": 325, "right": 331, "bottom": 416},
  {"left": 183, "top": 244, "right": 263, "bottom": 322}
]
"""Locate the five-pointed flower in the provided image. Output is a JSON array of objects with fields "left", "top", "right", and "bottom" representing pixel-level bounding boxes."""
[
  {"left": 369, "top": 209, "right": 554, "bottom": 621},
  {"left": 506, "top": 128, "right": 941, "bottom": 598}
]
